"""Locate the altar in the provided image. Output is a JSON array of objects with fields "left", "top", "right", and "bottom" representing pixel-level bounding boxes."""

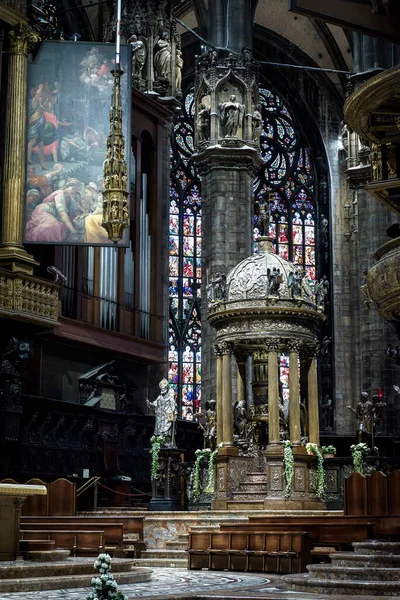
[{"left": 0, "top": 483, "right": 47, "bottom": 560}]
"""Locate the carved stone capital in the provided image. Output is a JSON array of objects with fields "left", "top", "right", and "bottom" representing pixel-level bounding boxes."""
[
  {"left": 219, "top": 341, "right": 233, "bottom": 355},
  {"left": 214, "top": 344, "right": 223, "bottom": 358},
  {"left": 9, "top": 23, "right": 40, "bottom": 56},
  {"left": 193, "top": 145, "right": 263, "bottom": 177},
  {"left": 287, "top": 339, "right": 303, "bottom": 353},
  {"left": 265, "top": 339, "right": 281, "bottom": 352}
]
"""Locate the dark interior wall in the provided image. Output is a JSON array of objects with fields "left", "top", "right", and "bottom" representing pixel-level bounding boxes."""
[{"left": 40, "top": 338, "right": 149, "bottom": 408}]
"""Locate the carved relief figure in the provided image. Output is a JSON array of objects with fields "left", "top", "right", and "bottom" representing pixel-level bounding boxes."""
[
  {"left": 252, "top": 105, "right": 262, "bottom": 144},
  {"left": 321, "top": 394, "right": 333, "bottom": 430},
  {"left": 146, "top": 378, "right": 177, "bottom": 446},
  {"left": 154, "top": 31, "right": 172, "bottom": 79},
  {"left": 207, "top": 272, "right": 226, "bottom": 304},
  {"left": 288, "top": 270, "right": 303, "bottom": 298},
  {"left": 234, "top": 399, "right": 249, "bottom": 441},
  {"left": 128, "top": 35, "right": 147, "bottom": 78},
  {"left": 197, "top": 103, "right": 210, "bottom": 142},
  {"left": 320, "top": 214, "right": 328, "bottom": 246},
  {"left": 267, "top": 267, "right": 282, "bottom": 295},
  {"left": 175, "top": 49, "right": 183, "bottom": 91},
  {"left": 218, "top": 94, "right": 245, "bottom": 138},
  {"left": 315, "top": 275, "right": 329, "bottom": 312}
]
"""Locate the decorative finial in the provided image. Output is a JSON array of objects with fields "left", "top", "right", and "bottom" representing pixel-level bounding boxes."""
[{"left": 102, "top": 0, "right": 129, "bottom": 244}]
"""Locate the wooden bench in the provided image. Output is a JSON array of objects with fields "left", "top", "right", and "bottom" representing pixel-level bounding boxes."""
[
  {"left": 188, "top": 530, "right": 310, "bottom": 574},
  {"left": 21, "top": 515, "right": 144, "bottom": 538},
  {"left": 20, "top": 522, "right": 124, "bottom": 555},
  {"left": 226, "top": 517, "right": 375, "bottom": 547},
  {"left": 20, "top": 530, "right": 105, "bottom": 556}
]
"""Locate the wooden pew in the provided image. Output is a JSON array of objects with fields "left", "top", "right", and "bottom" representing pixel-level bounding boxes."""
[
  {"left": 238, "top": 516, "right": 375, "bottom": 546},
  {"left": 20, "top": 530, "right": 105, "bottom": 556},
  {"left": 21, "top": 515, "right": 144, "bottom": 556},
  {"left": 19, "top": 522, "right": 124, "bottom": 555},
  {"left": 188, "top": 530, "right": 310, "bottom": 574},
  {"left": 21, "top": 515, "right": 144, "bottom": 538}
]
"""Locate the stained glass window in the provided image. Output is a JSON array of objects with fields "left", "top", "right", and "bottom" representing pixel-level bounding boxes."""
[
  {"left": 169, "top": 92, "right": 202, "bottom": 420},
  {"left": 254, "top": 88, "right": 316, "bottom": 289}
]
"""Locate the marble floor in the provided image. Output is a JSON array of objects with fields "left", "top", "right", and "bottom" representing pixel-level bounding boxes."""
[{"left": 0, "top": 568, "right": 397, "bottom": 600}]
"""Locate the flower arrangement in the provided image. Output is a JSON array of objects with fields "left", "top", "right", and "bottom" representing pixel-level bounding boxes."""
[
  {"left": 84, "top": 554, "right": 126, "bottom": 600},
  {"left": 350, "top": 442, "right": 370, "bottom": 474},
  {"left": 149, "top": 435, "right": 165, "bottom": 480},
  {"left": 283, "top": 440, "right": 294, "bottom": 498},
  {"left": 321, "top": 445, "right": 337, "bottom": 457},
  {"left": 192, "top": 448, "right": 217, "bottom": 502},
  {"left": 306, "top": 442, "right": 325, "bottom": 498}
]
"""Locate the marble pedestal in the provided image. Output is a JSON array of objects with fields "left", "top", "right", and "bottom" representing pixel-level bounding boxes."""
[
  {"left": 149, "top": 447, "right": 183, "bottom": 512},
  {"left": 264, "top": 447, "right": 326, "bottom": 510},
  {"left": 0, "top": 483, "right": 47, "bottom": 561}
]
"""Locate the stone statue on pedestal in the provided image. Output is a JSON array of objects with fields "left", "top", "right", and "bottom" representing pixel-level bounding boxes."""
[
  {"left": 218, "top": 95, "right": 245, "bottom": 138},
  {"left": 346, "top": 391, "right": 374, "bottom": 443},
  {"left": 147, "top": 378, "right": 177, "bottom": 446},
  {"left": 204, "top": 399, "right": 217, "bottom": 451},
  {"left": 128, "top": 34, "right": 147, "bottom": 78}
]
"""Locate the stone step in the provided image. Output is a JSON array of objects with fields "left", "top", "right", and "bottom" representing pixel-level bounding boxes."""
[
  {"left": 284, "top": 573, "right": 400, "bottom": 596},
  {"left": 0, "top": 557, "right": 135, "bottom": 580},
  {"left": 226, "top": 500, "right": 264, "bottom": 511},
  {"left": 353, "top": 541, "right": 400, "bottom": 555},
  {"left": 141, "top": 549, "right": 187, "bottom": 559},
  {"left": 331, "top": 552, "right": 400, "bottom": 568},
  {"left": 189, "top": 525, "right": 220, "bottom": 532},
  {"left": 20, "top": 539, "right": 56, "bottom": 552},
  {"left": 23, "top": 550, "right": 71, "bottom": 562},
  {"left": 307, "top": 564, "right": 400, "bottom": 582},
  {"left": 0, "top": 567, "right": 152, "bottom": 593},
  {"left": 238, "top": 482, "right": 268, "bottom": 493},
  {"left": 231, "top": 490, "right": 266, "bottom": 500},
  {"left": 132, "top": 557, "right": 187, "bottom": 568},
  {"left": 165, "top": 541, "right": 188, "bottom": 550}
]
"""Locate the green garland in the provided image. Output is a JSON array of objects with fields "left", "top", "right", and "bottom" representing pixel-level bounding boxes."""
[
  {"left": 350, "top": 442, "right": 369, "bottom": 474},
  {"left": 205, "top": 450, "right": 218, "bottom": 493},
  {"left": 283, "top": 440, "right": 294, "bottom": 498},
  {"left": 192, "top": 448, "right": 217, "bottom": 502},
  {"left": 150, "top": 435, "right": 165, "bottom": 480},
  {"left": 306, "top": 442, "right": 325, "bottom": 498}
]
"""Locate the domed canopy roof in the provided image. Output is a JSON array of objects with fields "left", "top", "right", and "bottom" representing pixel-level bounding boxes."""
[{"left": 226, "top": 238, "right": 315, "bottom": 306}]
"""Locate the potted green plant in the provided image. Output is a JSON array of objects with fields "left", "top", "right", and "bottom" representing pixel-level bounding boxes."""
[{"left": 322, "top": 445, "right": 337, "bottom": 459}]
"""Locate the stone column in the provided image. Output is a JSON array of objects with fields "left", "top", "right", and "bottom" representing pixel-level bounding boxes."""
[
  {"left": 266, "top": 340, "right": 280, "bottom": 447},
  {"left": 307, "top": 350, "right": 320, "bottom": 445},
  {"left": 220, "top": 342, "right": 237, "bottom": 454},
  {"left": 215, "top": 344, "right": 224, "bottom": 446},
  {"left": 288, "top": 341, "right": 301, "bottom": 445},
  {"left": 0, "top": 24, "right": 39, "bottom": 274},
  {"left": 236, "top": 350, "right": 247, "bottom": 403}
]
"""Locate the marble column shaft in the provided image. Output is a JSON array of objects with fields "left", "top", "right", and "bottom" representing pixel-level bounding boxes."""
[
  {"left": 0, "top": 25, "right": 38, "bottom": 273},
  {"left": 267, "top": 347, "right": 280, "bottom": 445},
  {"left": 215, "top": 348, "right": 223, "bottom": 445},
  {"left": 307, "top": 356, "right": 320, "bottom": 445},
  {"left": 289, "top": 347, "right": 301, "bottom": 444},
  {"left": 222, "top": 346, "right": 234, "bottom": 446}
]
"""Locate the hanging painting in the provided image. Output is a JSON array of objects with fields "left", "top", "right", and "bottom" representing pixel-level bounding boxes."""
[{"left": 24, "top": 41, "right": 131, "bottom": 246}]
